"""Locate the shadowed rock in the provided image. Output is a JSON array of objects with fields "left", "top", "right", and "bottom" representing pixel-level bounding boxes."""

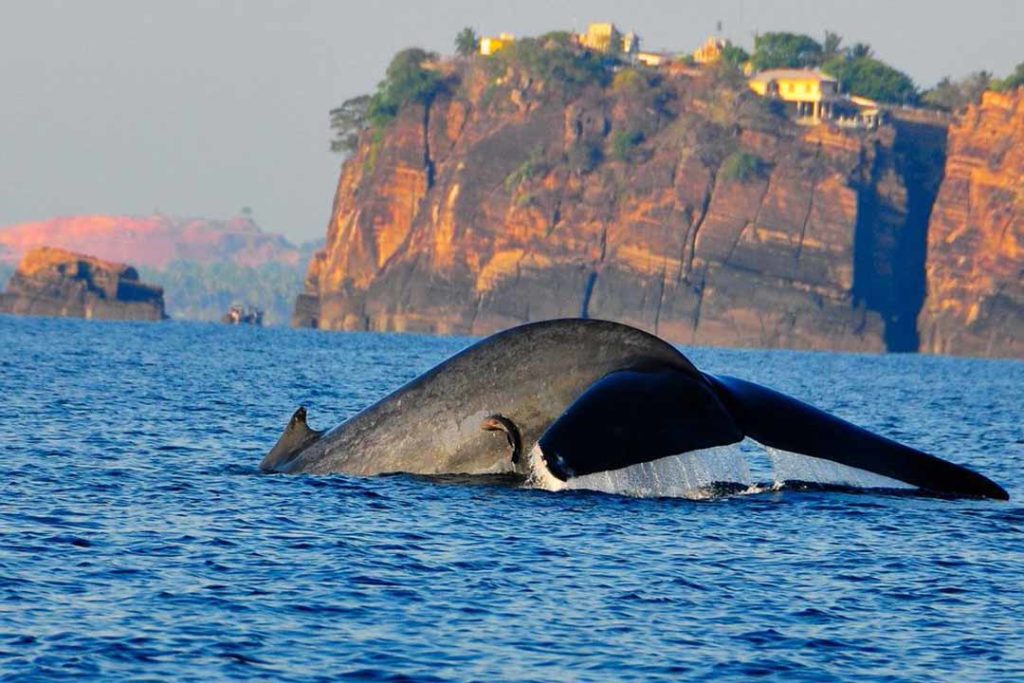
[{"left": 0, "top": 247, "right": 166, "bottom": 321}]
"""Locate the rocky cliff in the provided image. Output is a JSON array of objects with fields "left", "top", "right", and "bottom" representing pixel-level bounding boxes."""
[
  {"left": 0, "top": 247, "right": 166, "bottom": 321},
  {"left": 918, "top": 91, "right": 1024, "bottom": 357},
  {"left": 296, "top": 55, "right": 1020, "bottom": 357}
]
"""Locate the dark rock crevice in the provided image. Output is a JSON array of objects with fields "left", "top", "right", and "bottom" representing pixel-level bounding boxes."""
[
  {"left": 423, "top": 102, "right": 436, "bottom": 189},
  {"left": 853, "top": 119, "right": 947, "bottom": 352},
  {"left": 681, "top": 168, "right": 718, "bottom": 282},
  {"left": 891, "top": 119, "right": 947, "bottom": 351},
  {"left": 580, "top": 271, "right": 598, "bottom": 318}
]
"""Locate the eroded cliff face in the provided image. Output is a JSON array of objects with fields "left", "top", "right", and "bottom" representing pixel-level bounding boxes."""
[
  {"left": 297, "top": 61, "right": 939, "bottom": 352},
  {"left": 918, "top": 91, "right": 1024, "bottom": 357},
  {"left": 0, "top": 247, "right": 166, "bottom": 321}
]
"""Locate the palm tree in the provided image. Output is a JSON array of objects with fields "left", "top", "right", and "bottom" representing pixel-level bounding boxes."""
[
  {"left": 455, "top": 27, "right": 478, "bottom": 57},
  {"left": 823, "top": 31, "right": 843, "bottom": 61}
]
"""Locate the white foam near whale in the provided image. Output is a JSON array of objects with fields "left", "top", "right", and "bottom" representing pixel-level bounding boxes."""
[
  {"left": 764, "top": 445, "right": 915, "bottom": 491},
  {"left": 527, "top": 440, "right": 916, "bottom": 499},
  {"left": 527, "top": 443, "right": 753, "bottom": 499}
]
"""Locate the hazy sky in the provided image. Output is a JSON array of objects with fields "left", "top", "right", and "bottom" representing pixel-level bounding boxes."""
[{"left": 2, "top": 1, "right": 1021, "bottom": 242}]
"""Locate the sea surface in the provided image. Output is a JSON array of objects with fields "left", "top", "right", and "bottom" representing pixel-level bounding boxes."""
[{"left": 1, "top": 316, "right": 1022, "bottom": 681}]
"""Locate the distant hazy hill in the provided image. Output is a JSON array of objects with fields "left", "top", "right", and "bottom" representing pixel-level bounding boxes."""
[
  {"left": 0, "top": 214, "right": 321, "bottom": 325},
  {"left": 0, "top": 214, "right": 301, "bottom": 269}
]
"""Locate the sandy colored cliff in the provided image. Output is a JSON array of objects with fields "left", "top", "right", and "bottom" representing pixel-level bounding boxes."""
[
  {"left": 918, "top": 91, "right": 1024, "bottom": 357},
  {"left": 296, "top": 52, "right": 1020, "bottom": 357}
]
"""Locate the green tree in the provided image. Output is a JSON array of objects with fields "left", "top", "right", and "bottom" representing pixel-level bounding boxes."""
[
  {"left": 822, "top": 55, "right": 917, "bottom": 104},
  {"left": 848, "top": 42, "right": 873, "bottom": 59},
  {"left": 489, "top": 36, "right": 608, "bottom": 95},
  {"left": 922, "top": 72, "right": 991, "bottom": 111},
  {"left": 381, "top": 47, "right": 444, "bottom": 105},
  {"left": 366, "top": 48, "right": 445, "bottom": 127},
  {"left": 504, "top": 145, "right": 549, "bottom": 190},
  {"left": 720, "top": 151, "right": 768, "bottom": 183},
  {"left": 993, "top": 61, "right": 1024, "bottom": 91},
  {"left": 139, "top": 259, "right": 311, "bottom": 325},
  {"left": 751, "top": 32, "right": 823, "bottom": 70},
  {"left": 822, "top": 31, "right": 843, "bottom": 61},
  {"left": 539, "top": 31, "right": 575, "bottom": 47},
  {"left": 609, "top": 129, "right": 645, "bottom": 162},
  {"left": 329, "top": 94, "right": 370, "bottom": 153},
  {"left": 720, "top": 42, "right": 750, "bottom": 68},
  {"left": 455, "top": 27, "right": 478, "bottom": 57},
  {"left": 611, "top": 68, "right": 644, "bottom": 94}
]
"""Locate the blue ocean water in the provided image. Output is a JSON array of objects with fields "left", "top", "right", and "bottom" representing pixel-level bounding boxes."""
[{"left": 1, "top": 315, "right": 1022, "bottom": 681}]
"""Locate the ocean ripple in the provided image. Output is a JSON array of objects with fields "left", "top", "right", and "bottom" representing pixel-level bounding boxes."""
[{"left": 0, "top": 316, "right": 1022, "bottom": 681}]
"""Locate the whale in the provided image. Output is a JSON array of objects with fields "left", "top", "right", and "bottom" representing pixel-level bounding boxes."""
[{"left": 261, "top": 319, "right": 1008, "bottom": 500}]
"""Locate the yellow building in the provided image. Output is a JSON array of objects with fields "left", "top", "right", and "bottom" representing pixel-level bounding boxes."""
[
  {"left": 693, "top": 36, "right": 726, "bottom": 64},
  {"left": 622, "top": 31, "right": 640, "bottom": 57},
  {"left": 480, "top": 33, "right": 515, "bottom": 56},
  {"left": 636, "top": 51, "right": 667, "bottom": 67},
  {"left": 579, "top": 22, "right": 623, "bottom": 53},
  {"left": 748, "top": 69, "right": 839, "bottom": 120},
  {"left": 837, "top": 95, "right": 882, "bottom": 128},
  {"left": 748, "top": 69, "right": 881, "bottom": 127}
]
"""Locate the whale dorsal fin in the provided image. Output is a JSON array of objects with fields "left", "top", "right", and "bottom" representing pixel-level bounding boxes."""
[{"left": 260, "top": 406, "right": 324, "bottom": 473}]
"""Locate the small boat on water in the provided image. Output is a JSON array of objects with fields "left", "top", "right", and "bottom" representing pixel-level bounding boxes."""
[{"left": 222, "top": 304, "right": 263, "bottom": 326}]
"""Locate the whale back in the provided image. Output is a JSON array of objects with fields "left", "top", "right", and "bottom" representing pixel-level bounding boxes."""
[{"left": 264, "top": 319, "right": 696, "bottom": 476}]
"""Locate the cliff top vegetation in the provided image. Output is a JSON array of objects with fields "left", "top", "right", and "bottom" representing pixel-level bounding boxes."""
[{"left": 329, "top": 25, "right": 1024, "bottom": 153}]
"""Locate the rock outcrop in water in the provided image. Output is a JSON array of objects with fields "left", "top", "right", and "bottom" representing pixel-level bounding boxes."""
[
  {"left": 0, "top": 215, "right": 321, "bottom": 325},
  {"left": 918, "top": 91, "right": 1024, "bottom": 357},
  {"left": 0, "top": 247, "right": 166, "bottom": 321},
  {"left": 295, "top": 51, "right": 1022, "bottom": 358}
]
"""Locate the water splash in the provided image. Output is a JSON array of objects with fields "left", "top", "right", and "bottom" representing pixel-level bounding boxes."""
[
  {"left": 526, "top": 440, "right": 917, "bottom": 499},
  {"left": 764, "top": 446, "right": 916, "bottom": 491},
  {"left": 526, "top": 443, "right": 752, "bottom": 499}
]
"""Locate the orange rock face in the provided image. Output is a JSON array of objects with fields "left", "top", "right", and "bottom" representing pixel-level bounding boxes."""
[
  {"left": 0, "top": 247, "right": 165, "bottom": 321},
  {"left": 918, "top": 91, "right": 1024, "bottom": 358},
  {"left": 296, "top": 59, "right": 1018, "bottom": 356},
  {"left": 0, "top": 215, "right": 301, "bottom": 269}
]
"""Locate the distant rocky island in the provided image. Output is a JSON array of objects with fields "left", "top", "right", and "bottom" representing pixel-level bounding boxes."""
[
  {"left": 0, "top": 247, "right": 165, "bottom": 321},
  {"left": 294, "top": 27, "right": 1022, "bottom": 358},
  {"left": 0, "top": 214, "right": 320, "bottom": 325}
]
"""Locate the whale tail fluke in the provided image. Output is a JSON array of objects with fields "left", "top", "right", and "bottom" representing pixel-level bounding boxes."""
[
  {"left": 535, "top": 367, "right": 1007, "bottom": 500},
  {"left": 536, "top": 369, "right": 745, "bottom": 480},
  {"left": 706, "top": 375, "right": 1009, "bottom": 501},
  {"left": 261, "top": 406, "right": 324, "bottom": 473}
]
